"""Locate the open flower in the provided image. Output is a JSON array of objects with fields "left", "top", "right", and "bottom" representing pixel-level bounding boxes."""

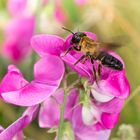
[
  {"left": 7, "top": 0, "right": 28, "bottom": 16},
  {"left": 38, "top": 88, "right": 111, "bottom": 140},
  {"left": 31, "top": 32, "right": 97, "bottom": 80},
  {"left": 0, "top": 53, "right": 64, "bottom": 106},
  {"left": 31, "top": 31, "right": 130, "bottom": 139},
  {"left": 0, "top": 105, "right": 39, "bottom": 140},
  {"left": 2, "top": 16, "right": 35, "bottom": 62}
]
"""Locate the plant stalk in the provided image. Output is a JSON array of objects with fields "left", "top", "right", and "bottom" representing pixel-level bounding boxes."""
[{"left": 57, "top": 88, "right": 68, "bottom": 140}]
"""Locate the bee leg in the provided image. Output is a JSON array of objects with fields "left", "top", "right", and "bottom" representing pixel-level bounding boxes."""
[
  {"left": 73, "top": 45, "right": 81, "bottom": 51},
  {"left": 90, "top": 56, "right": 97, "bottom": 83},
  {"left": 97, "top": 63, "right": 102, "bottom": 80},
  {"left": 62, "top": 47, "right": 73, "bottom": 56},
  {"left": 74, "top": 55, "right": 86, "bottom": 65},
  {"left": 62, "top": 45, "right": 81, "bottom": 57},
  {"left": 90, "top": 56, "right": 100, "bottom": 86},
  {"left": 82, "top": 53, "right": 90, "bottom": 64}
]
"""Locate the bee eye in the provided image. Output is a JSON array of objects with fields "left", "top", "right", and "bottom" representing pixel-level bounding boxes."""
[{"left": 76, "top": 36, "right": 81, "bottom": 42}]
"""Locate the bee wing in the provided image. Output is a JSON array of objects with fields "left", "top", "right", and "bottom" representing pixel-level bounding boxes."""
[
  {"left": 96, "top": 42, "right": 122, "bottom": 51},
  {"left": 96, "top": 35, "right": 129, "bottom": 51}
]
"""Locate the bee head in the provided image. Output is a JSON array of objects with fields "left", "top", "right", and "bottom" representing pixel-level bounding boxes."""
[
  {"left": 62, "top": 27, "right": 86, "bottom": 44},
  {"left": 71, "top": 32, "right": 86, "bottom": 44}
]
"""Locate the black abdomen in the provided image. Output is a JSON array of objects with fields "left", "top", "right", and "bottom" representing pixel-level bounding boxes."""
[{"left": 97, "top": 51, "right": 123, "bottom": 70}]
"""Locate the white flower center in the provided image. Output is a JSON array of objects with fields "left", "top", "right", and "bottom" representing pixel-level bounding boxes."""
[
  {"left": 91, "top": 89, "right": 114, "bottom": 102},
  {"left": 82, "top": 105, "right": 99, "bottom": 125}
]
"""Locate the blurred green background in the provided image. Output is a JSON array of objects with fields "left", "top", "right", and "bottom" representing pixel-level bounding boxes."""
[{"left": 0, "top": 0, "right": 140, "bottom": 139}]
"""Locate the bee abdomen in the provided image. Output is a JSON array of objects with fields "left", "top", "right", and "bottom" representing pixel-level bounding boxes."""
[{"left": 97, "top": 51, "right": 123, "bottom": 70}]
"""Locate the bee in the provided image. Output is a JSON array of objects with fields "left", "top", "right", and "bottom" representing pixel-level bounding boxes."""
[{"left": 62, "top": 27, "right": 123, "bottom": 81}]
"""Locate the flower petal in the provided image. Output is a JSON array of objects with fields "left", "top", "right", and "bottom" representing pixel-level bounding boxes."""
[
  {"left": 6, "top": 16, "right": 35, "bottom": 40},
  {"left": 34, "top": 54, "right": 64, "bottom": 86},
  {"left": 91, "top": 89, "right": 114, "bottom": 102},
  {"left": 82, "top": 104, "right": 99, "bottom": 125},
  {"left": 95, "top": 98, "right": 125, "bottom": 114},
  {"left": 39, "top": 88, "right": 78, "bottom": 128},
  {"left": 31, "top": 34, "right": 65, "bottom": 56},
  {"left": 39, "top": 89, "right": 63, "bottom": 128},
  {"left": 62, "top": 53, "right": 93, "bottom": 78},
  {"left": 0, "top": 105, "right": 39, "bottom": 140},
  {"left": 7, "top": 0, "right": 27, "bottom": 16},
  {"left": 72, "top": 106, "right": 104, "bottom": 133},
  {"left": 0, "top": 65, "right": 28, "bottom": 97},
  {"left": 3, "top": 16, "right": 35, "bottom": 62},
  {"left": 1, "top": 82, "right": 57, "bottom": 106},
  {"left": 72, "top": 106, "right": 111, "bottom": 140},
  {"left": 101, "top": 113, "right": 120, "bottom": 129},
  {"left": 0, "top": 126, "right": 4, "bottom": 133},
  {"left": 1, "top": 54, "right": 64, "bottom": 106},
  {"left": 92, "top": 70, "right": 130, "bottom": 99},
  {"left": 76, "top": 129, "right": 111, "bottom": 140}
]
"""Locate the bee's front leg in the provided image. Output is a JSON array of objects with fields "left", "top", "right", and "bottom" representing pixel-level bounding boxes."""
[
  {"left": 74, "top": 52, "right": 90, "bottom": 65},
  {"left": 74, "top": 55, "right": 86, "bottom": 65},
  {"left": 63, "top": 45, "right": 81, "bottom": 57},
  {"left": 62, "top": 47, "right": 73, "bottom": 56},
  {"left": 73, "top": 45, "right": 81, "bottom": 51}
]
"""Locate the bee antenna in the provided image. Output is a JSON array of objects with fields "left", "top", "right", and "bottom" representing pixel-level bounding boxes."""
[{"left": 62, "top": 27, "right": 74, "bottom": 34}]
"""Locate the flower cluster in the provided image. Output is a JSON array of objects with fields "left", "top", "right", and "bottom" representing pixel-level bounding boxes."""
[
  {"left": 0, "top": 31, "right": 130, "bottom": 140},
  {"left": 0, "top": 32, "right": 130, "bottom": 140}
]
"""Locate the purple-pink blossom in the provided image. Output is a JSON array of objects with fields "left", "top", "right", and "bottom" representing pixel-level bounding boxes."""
[
  {"left": 0, "top": 54, "right": 64, "bottom": 106},
  {"left": 0, "top": 30, "right": 130, "bottom": 140},
  {"left": 7, "top": 0, "right": 27, "bottom": 16},
  {"left": 30, "top": 31, "right": 130, "bottom": 139},
  {"left": 2, "top": 16, "right": 35, "bottom": 62}
]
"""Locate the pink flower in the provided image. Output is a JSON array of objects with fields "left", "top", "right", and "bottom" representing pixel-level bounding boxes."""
[
  {"left": 75, "top": 0, "right": 88, "bottom": 6},
  {"left": 31, "top": 32, "right": 127, "bottom": 83},
  {"left": 72, "top": 105, "right": 111, "bottom": 140},
  {"left": 1, "top": 31, "right": 129, "bottom": 140},
  {"left": 7, "top": 0, "right": 27, "bottom": 16},
  {"left": 2, "top": 16, "right": 35, "bottom": 62},
  {"left": 0, "top": 53, "right": 64, "bottom": 106},
  {"left": 0, "top": 105, "right": 39, "bottom": 140},
  {"left": 39, "top": 88, "right": 78, "bottom": 128},
  {"left": 38, "top": 88, "right": 111, "bottom": 140},
  {"left": 31, "top": 31, "right": 130, "bottom": 139},
  {"left": 31, "top": 32, "right": 97, "bottom": 80},
  {"left": 54, "top": 0, "right": 67, "bottom": 23}
]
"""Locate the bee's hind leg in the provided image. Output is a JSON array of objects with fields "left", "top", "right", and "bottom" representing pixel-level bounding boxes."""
[
  {"left": 90, "top": 56, "right": 98, "bottom": 84},
  {"left": 97, "top": 63, "right": 102, "bottom": 80}
]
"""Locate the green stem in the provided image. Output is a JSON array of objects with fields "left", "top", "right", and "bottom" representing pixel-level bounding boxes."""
[
  {"left": 57, "top": 76, "right": 80, "bottom": 140},
  {"left": 125, "top": 86, "right": 140, "bottom": 107},
  {"left": 57, "top": 88, "right": 68, "bottom": 140}
]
